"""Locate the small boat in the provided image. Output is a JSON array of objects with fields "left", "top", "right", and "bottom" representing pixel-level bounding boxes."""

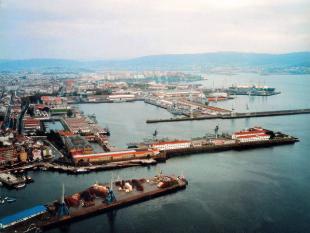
[
  {"left": 76, "top": 168, "right": 89, "bottom": 174},
  {"left": 141, "top": 159, "right": 157, "bottom": 165},
  {"left": 6, "top": 197, "right": 16, "bottom": 203},
  {"left": 26, "top": 176, "right": 34, "bottom": 183},
  {"left": 14, "top": 183, "right": 26, "bottom": 189}
]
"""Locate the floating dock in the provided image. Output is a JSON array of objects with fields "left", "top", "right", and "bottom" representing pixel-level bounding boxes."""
[{"left": 146, "top": 108, "right": 310, "bottom": 123}]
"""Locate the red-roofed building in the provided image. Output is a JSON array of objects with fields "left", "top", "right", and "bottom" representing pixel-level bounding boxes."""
[
  {"left": 23, "top": 117, "right": 41, "bottom": 133},
  {"left": 232, "top": 127, "right": 270, "bottom": 142},
  {"left": 72, "top": 149, "right": 160, "bottom": 164},
  {"left": 41, "top": 96, "right": 64, "bottom": 105}
]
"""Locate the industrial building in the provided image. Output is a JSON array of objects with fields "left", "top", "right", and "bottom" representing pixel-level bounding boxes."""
[{"left": 72, "top": 149, "right": 160, "bottom": 164}]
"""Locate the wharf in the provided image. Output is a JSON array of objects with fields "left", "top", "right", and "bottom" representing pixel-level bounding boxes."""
[
  {"left": 146, "top": 108, "right": 310, "bottom": 123},
  {"left": 0, "top": 159, "right": 161, "bottom": 176},
  {"left": 166, "top": 137, "right": 298, "bottom": 157}
]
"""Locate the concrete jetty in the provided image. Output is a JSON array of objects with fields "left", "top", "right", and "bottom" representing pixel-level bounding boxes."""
[{"left": 146, "top": 108, "right": 310, "bottom": 123}]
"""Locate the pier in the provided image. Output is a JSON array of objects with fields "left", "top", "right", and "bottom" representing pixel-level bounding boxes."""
[
  {"left": 166, "top": 137, "right": 298, "bottom": 157},
  {"left": 0, "top": 175, "right": 187, "bottom": 232},
  {"left": 146, "top": 108, "right": 310, "bottom": 123}
]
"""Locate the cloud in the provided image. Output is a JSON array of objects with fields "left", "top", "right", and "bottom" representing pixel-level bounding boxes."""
[{"left": 0, "top": 0, "right": 309, "bottom": 59}]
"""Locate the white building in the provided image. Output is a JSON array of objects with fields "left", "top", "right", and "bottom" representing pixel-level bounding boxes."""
[{"left": 151, "top": 140, "right": 191, "bottom": 151}]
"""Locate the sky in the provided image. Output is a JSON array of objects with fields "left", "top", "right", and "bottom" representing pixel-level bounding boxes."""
[{"left": 0, "top": 0, "right": 309, "bottom": 60}]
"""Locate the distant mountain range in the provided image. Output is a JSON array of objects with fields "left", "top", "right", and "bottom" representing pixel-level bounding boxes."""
[{"left": 0, "top": 52, "right": 310, "bottom": 74}]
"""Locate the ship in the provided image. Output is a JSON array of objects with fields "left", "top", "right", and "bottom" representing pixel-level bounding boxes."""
[
  {"left": 168, "top": 106, "right": 184, "bottom": 115},
  {"left": 0, "top": 174, "right": 187, "bottom": 233},
  {"left": 228, "top": 85, "right": 280, "bottom": 96},
  {"left": 168, "top": 102, "right": 186, "bottom": 116}
]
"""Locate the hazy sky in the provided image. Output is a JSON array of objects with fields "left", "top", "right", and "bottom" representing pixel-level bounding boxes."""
[{"left": 0, "top": 0, "right": 309, "bottom": 59}]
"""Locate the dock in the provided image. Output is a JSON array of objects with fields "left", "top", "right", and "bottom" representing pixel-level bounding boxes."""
[{"left": 146, "top": 108, "right": 310, "bottom": 123}]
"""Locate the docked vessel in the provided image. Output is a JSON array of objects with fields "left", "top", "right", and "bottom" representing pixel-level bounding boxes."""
[
  {"left": 0, "top": 174, "right": 187, "bottom": 232},
  {"left": 168, "top": 106, "right": 184, "bottom": 115},
  {"left": 228, "top": 85, "right": 280, "bottom": 96}
]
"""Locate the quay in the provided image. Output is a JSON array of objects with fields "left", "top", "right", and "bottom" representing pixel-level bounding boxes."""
[
  {"left": 0, "top": 159, "right": 161, "bottom": 176},
  {"left": 69, "top": 98, "right": 144, "bottom": 104},
  {"left": 146, "top": 108, "right": 310, "bottom": 123},
  {"left": 165, "top": 137, "right": 298, "bottom": 158},
  {"left": 0, "top": 128, "right": 298, "bottom": 180}
]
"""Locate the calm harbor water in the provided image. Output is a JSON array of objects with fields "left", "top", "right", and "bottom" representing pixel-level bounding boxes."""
[{"left": 1, "top": 74, "right": 310, "bottom": 233}]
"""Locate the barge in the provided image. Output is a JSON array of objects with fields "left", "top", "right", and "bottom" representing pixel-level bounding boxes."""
[{"left": 0, "top": 174, "right": 187, "bottom": 233}]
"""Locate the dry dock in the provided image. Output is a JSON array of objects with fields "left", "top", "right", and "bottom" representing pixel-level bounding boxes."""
[{"left": 146, "top": 108, "right": 310, "bottom": 123}]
